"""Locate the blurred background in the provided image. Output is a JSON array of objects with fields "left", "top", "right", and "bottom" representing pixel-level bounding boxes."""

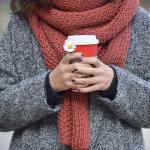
[{"left": 0, "top": 0, "right": 150, "bottom": 150}]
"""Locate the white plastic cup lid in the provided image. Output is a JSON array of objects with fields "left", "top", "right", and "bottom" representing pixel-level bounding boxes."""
[{"left": 65, "top": 35, "right": 99, "bottom": 45}]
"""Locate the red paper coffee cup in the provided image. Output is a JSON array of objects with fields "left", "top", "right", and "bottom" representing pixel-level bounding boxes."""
[{"left": 64, "top": 35, "right": 99, "bottom": 57}]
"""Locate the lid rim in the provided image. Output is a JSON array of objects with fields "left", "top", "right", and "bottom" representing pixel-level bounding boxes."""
[
  {"left": 65, "top": 35, "right": 99, "bottom": 45},
  {"left": 70, "top": 41, "right": 99, "bottom": 45}
]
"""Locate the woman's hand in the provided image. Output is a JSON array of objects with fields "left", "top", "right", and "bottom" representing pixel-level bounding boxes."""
[
  {"left": 49, "top": 52, "right": 91, "bottom": 92},
  {"left": 72, "top": 57, "right": 114, "bottom": 93}
]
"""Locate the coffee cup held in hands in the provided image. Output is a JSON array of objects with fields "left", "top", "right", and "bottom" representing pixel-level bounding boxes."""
[
  {"left": 63, "top": 35, "right": 99, "bottom": 57},
  {"left": 63, "top": 35, "right": 99, "bottom": 79}
]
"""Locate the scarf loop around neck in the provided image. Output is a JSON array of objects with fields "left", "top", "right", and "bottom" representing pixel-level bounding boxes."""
[{"left": 28, "top": 0, "right": 139, "bottom": 149}]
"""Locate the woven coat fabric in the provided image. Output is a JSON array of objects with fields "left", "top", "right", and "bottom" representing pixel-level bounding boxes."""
[{"left": 28, "top": 0, "right": 139, "bottom": 149}]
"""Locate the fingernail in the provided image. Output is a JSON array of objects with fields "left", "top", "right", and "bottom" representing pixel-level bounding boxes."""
[
  {"left": 72, "top": 89, "right": 80, "bottom": 92},
  {"left": 74, "top": 68, "right": 78, "bottom": 71},
  {"left": 79, "top": 57, "right": 84, "bottom": 61},
  {"left": 72, "top": 79, "right": 76, "bottom": 82},
  {"left": 81, "top": 53, "right": 84, "bottom": 57}
]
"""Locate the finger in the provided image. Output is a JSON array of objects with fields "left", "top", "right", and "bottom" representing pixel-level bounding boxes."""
[
  {"left": 78, "top": 63, "right": 93, "bottom": 68},
  {"left": 63, "top": 63, "right": 93, "bottom": 73},
  {"left": 62, "top": 73, "right": 89, "bottom": 82},
  {"left": 81, "top": 57, "right": 103, "bottom": 67},
  {"left": 72, "top": 76, "right": 101, "bottom": 85},
  {"left": 78, "top": 84, "right": 101, "bottom": 93},
  {"left": 75, "top": 67, "right": 99, "bottom": 75},
  {"left": 62, "top": 52, "right": 83, "bottom": 64},
  {"left": 74, "top": 83, "right": 88, "bottom": 89},
  {"left": 65, "top": 81, "right": 88, "bottom": 89},
  {"left": 72, "top": 84, "right": 88, "bottom": 92},
  {"left": 73, "top": 73, "right": 88, "bottom": 78}
]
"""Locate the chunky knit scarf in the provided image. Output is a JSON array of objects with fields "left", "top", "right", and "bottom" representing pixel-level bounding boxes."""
[{"left": 28, "top": 0, "right": 139, "bottom": 149}]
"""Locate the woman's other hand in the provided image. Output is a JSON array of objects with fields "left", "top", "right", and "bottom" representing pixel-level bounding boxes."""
[
  {"left": 49, "top": 52, "right": 92, "bottom": 92},
  {"left": 72, "top": 57, "right": 114, "bottom": 93}
]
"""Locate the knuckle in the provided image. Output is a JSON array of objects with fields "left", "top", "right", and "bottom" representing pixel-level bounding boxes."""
[
  {"left": 74, "top": 52, "right": 82, "bottom": 58},
  {"left": 101, "top": 82, "right": 107, "bottom": 91},
  {"left": 90, "top": 69, "right": 93, "bottom": 75},
  {"left": 63, "top": 54, "right": 72, "bottom": 63},
  {"left": 87, "top": 64, "right": 92, "bottom": 68},
  {"left": 62, "top": 56, "right": 67, "bottom": 62},
  {"left": 74, "top": 73, "right": 81, "bottom": 78},
  {"left": 66, "top": 53, "right": 70, "bottom": 58},
  {"left": 94, "top": 59, "right": 98, "bottom": 65},
  {"left": 74, "top": 63, "right": 78, "bottom": 68},
  {"left": 65, "top": 81, "right": 71, "bottom": 87},
  {"left": 75, "top": 84, "right": 80, "bottom": 89},
  {"left": 66, "top": 53, "right": 72, "bottom": 59},
  {"left": 86, "top": 78, "right": 89, "bottom": 85},
  {"left": 63, "top": 80, "right": 67, "bottom": 86},
  {"left": 60, "top": 66, "right": 65, "bottom": 73},
  {"left": 81, "top": 78, "right": 86, "bottom": 84},
  {"left": 62, "top": 73, "right": 70, "bottom": 80},
  {"left": 62, "top": 74, "right": 66, "bottom": 81},
  {"left": 77, "top": 84, "right": 83, "bottom": 89},
  {"left": 63, "top": 73, "right": 71, "bottom": 81},
  {"left": 93, "top": 68, "right": 99, "bottom": 75},
  {"left": 66, "top": 54, "right": 70, "bottom": 60},
  {"left": 67, "top": 74, "right": 72, "bottom": 80},
  {"left": 94, "top": 58, "right": 97, "bottom": 63}
]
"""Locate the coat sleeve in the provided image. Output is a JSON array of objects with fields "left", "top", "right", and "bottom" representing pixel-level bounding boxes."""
[
  {"left": 97, "top": 66, "right": 150, "bottom": 128},
  {"left": 0, "top": 15, "right": 61, "bottom": 132},
  {"left": 95, "top": 8, "right": 150, "bottom": 128}
]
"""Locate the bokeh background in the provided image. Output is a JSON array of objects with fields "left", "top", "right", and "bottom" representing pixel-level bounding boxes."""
[{"left": 0, "top": 0, "right": 150, "bottom": 150}]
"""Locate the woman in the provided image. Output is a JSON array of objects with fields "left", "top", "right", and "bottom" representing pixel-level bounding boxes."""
[{"left": 0, "top": 0, "right": 150, "bottom": 149}]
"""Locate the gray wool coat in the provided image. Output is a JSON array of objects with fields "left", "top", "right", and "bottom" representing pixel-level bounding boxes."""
[{"left": 0, "top": 7, "right": 150, "bottom": 150}]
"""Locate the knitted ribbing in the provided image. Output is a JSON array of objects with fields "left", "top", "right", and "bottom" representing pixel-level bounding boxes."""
[{"left": 28, "top": 0, "right": 139, "bottom": 149}]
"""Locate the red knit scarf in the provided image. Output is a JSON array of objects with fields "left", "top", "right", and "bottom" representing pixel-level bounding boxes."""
[{"left": 28, "top": 0, "right": 139, "bottom": 149}]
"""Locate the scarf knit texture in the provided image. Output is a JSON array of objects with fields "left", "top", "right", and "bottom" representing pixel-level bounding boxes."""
[{"left": 28, "top": 0, "right": 139, "bottom": 149}]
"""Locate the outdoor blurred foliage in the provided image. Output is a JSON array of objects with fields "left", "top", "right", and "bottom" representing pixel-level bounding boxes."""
[{"left": 0, "top": 0, "right": 150, "bottom": 33}]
